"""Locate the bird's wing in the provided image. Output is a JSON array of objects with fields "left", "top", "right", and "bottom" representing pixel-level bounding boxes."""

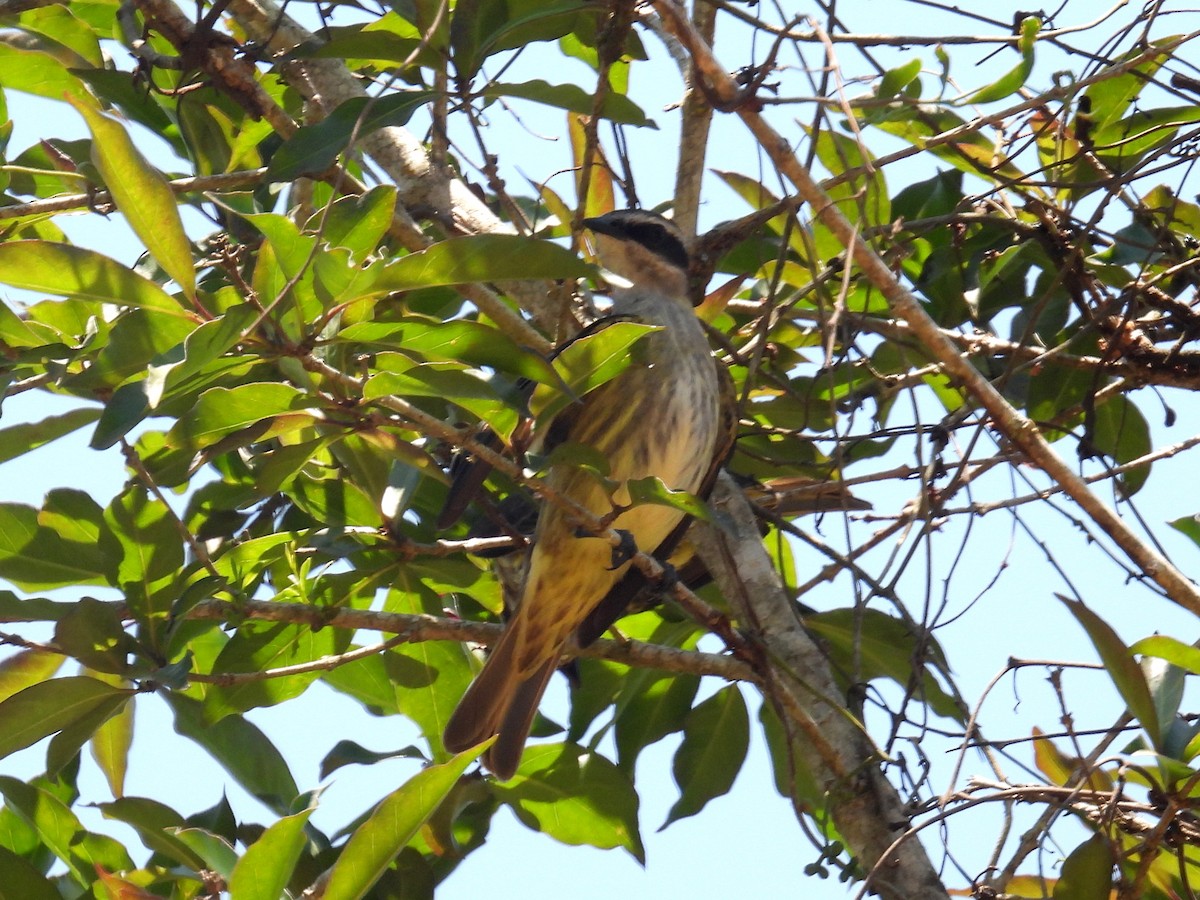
[
  {"left": 573, "top": 354, "right": 739, "bottom": 646},
  {"left": 435, "top": 314, "right": 639, "bottom": 532}
]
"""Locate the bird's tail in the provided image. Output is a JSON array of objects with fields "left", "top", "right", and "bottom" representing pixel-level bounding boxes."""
[{"left": 443, "top": 622, "right": 559, "bottom": 780}]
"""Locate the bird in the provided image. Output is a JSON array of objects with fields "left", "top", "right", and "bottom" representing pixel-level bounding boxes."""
[{"left": 441, "top": 208, "right": 725, "bottom": 779}]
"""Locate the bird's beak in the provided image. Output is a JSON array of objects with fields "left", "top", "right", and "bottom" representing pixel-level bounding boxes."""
[{"left": 581, "top": 216, "right": 619, "bottom": 238}]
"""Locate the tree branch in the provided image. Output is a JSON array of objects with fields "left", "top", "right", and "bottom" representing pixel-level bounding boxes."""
[
  {"left": 692, "top": 474, "right": 949, "bottom": 899},
  {"left": 186, "top": 598, "right": 757, "bottom": 683},
  {"left": 654, "top": 0, "right": 1200, "bottom": 619}
]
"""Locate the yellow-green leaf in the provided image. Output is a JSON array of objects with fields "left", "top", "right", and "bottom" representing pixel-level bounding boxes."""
[
  {"left": 67, "top": 95, "right": 196, "bottom": 298},
  {"left": 0, "top": 242, "right": 185, "bottom": 315}
]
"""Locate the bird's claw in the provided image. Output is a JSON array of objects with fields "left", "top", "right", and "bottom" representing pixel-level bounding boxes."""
[
  {"left": 606, "top": 529, "right": 639, "bottom": 570},
  {"left": 655, "top": 561, "right": 680, "bottom": 591}
]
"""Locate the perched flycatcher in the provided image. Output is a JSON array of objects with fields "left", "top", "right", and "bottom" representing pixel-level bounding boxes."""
[{"left": 442, "top": 209, "right": 724, "bottom": 779}]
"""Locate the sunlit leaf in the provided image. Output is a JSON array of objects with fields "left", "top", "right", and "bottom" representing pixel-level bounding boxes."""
[
  {"left": 968, "top": 15, "right": 1040, "bottom": 104},
  {"left": 323, "top": 744, "right": 487, "bottom": 900},
  {"left": 67, "top": 96, "right": 196, "bottom": 298},
  {"left": 228, "top": 806, "right": 315, "bottom": 900},
  {"left": 493, "top": 743, "right": 644, "bottom": 860},
  {"left": 0, "top": 242, "right": 184, "bottom": 315}
]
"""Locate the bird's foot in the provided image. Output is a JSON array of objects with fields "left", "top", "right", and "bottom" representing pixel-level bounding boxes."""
[
  {"left": 606, "top": 529, "right": 639, "bottom": 570},
  {"left": 654, "top": 561, "right": 680, "bottom": 592}
]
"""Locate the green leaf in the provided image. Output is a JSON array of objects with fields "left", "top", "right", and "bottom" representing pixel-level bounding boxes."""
[
  {"left": 267, "top": 92, "right": 435, "bottom": 180},
  {"left": 1084, "top": 37, "right": 1177, "bottom": 131},
  {"left": 805, "top": 608, "right": 963, "bottom": 722},
  {"left": 530, "top": 321, "right": 658, "bottom": 423},
  {"left": 0, "top": 242, "right": 184, "bottom": 314},
  {"left": 45, "top": 687, "right": 131, "bottom": 779},
  {"left": 663, "top": 685, "right": 749, "bottom": 827},
  {"left": 1088, "top": 395, "right": 1151, "bottom": 495},
  {"left": 758, "top": 702, "right": 824, "bottom": 811},
  {"left": 1052, "top": 833, "right": 1114, "bottom": 899},
  {"left": 319, "top": 740, "right": 426, "bottom": 778},
  {"left": 0, "top": 408, "right": 100, "bottom": 465},
  {"left": 320, "top": 649, "right": 406, "bottom": 718},
  {"left": 165, "top": 383, "right": 311, "bottom": 450},
  {"left": 228, "top": 806, "right": 315, "bottom": 900},
  {"left": 169, "top": 827, "right": 238, "bottom": 880},
  {"left": 89, "top": 680, "right": 134, "bottom": 798},
  {"left": 67, "top": 96, "right": 196, "bottom": 298},
  {"left": 371, "top": 234, "right": 593, "bottom": 293},
  {"left": 968, "top": 15, "right": 1040, "bottom": 104},
  {"left": 167, "top": 693, "right": 299, "bottom": 816},
  {"left": 0, "top": 649, "right": 64, "bottom": 704},
  {"left": 381, "top": 640, "right": 474, "bottom": 760},
  {"left": 0, "top": 40, "right": 87, "bottom": 100},
  {"left": 364, "top": 362, "right": 517, "bottom": 437},
  {"left": 104, "top": 487, "right": 184, "bottom": 652},
  {"left": 1131, "top": 635, "right": 1200, "bottom": 675},
  {"left": 1169, "top": 514, "right": 1200, "bottom": 549},
  {"left": 53, "top": 597, "right": 135, "bottom": 675},
  {"left": 1060, "top": 596, "right": 1160, "bottom": 748},
  {"left": 340, "top": 318, "right": 559, "bottom": 384},
  {"left": 323, "top": 744, "right": 486, "bottom": 900},
  {"left": 202, "top": 621, "right": 346, "bottom": 721},
  {"left": 0, "top": 502, "right": 112, "bottom": 589},
  {"left": 98, "top": 797, "right": 205, "bottom": 870},
  {"left": 614, "top": 670, "right": 699, "bottom": 772},
  {"left": 493, "top": 743, "right": 644, "bottom": 860},
  {"left": 143, "top": 304, "right": 260, "bottom": 410},
  {"left": 877, "top": 57, "right": 922, "bottom": 99},
  {"left": 0, "top": 844, "right": 59, "bottom": 900},
  {"left": 625, "top": 477, "right": 711, "bottom": 521},
  {"left": 318, "top": 186, "right": 398, "bottom": 261},
  {"left": 0, "top": 591, "right": 77, "bottom": 624},
  {"left": 0, "top": 776, "right": 134, "bottom": 885},
  {"left": 483, "top": 80, "right": 652, "bottom": 127},
  {"left": 0, "top": 675, "right": 132, "bottom": 762}
]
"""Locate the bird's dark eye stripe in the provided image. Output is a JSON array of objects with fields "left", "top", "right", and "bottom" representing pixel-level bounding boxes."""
[{"left": 626, "top": 222, "right": 688, "bottom": 269}]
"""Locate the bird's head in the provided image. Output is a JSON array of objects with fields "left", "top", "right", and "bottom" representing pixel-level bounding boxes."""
[{"left": 583, "top": 209, "right": 690, "bottom": 302}]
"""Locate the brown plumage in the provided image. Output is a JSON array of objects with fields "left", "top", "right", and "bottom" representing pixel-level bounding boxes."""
[{"left": 442, "top": 209, "right": 723, "bottom": 779}]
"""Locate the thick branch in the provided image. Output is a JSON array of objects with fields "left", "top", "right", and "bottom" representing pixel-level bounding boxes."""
[{"left": 693, "top": 475, "right": 948, "bottom": 899}]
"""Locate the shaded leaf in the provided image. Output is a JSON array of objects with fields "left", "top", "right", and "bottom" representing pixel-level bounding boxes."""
[
  {"left": 98, "top": 797, "right": 205, "bottom": 870},
  {"left": 1052, "top": 833, "right": 1114, "bottom": 899},
  {"left": 166, "top": 693, "right": 298, "bottom": 816},
  {"left": 267, "top": 92, "right": 435, "bottom": 180},
  {"left": 1060, "top": 596, "right": 1160, "bottom": 748},
  {"left": 663, "top": 686, "right": 748, "bottom": 827},
  {"left": 0, "top": 408, "right": 100, "bottom": 465},
  {"left": 320, "top": 739, "right": 426, "bottom": 779},
  {"left": 202, "top": 620, "right": 346, "bottom": 720},
  {"left": 0, "top": 675, "right": 132, "bottom": 762}
]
